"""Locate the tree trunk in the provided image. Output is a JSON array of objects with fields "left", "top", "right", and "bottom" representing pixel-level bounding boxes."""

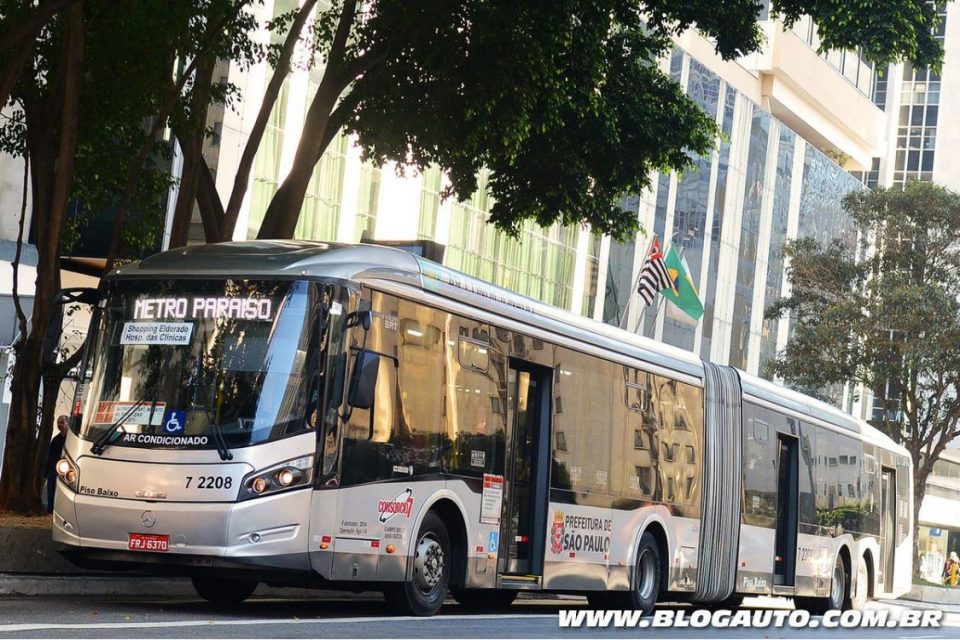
[
  {"left": 913, "top": 468, "right": 926, "bottom": 578},
  {"left": 196, "top": 159, "right": 225, "bottom": 242},
  {"left": 31, "top": 373, "right": 62, "bottom": 508},
  {"left": 169, "top": 56, "right": 215, "bottom": 249},
  {"left": 103, "top": 1, "right": 250, "bottom": 270},
  {"left": 0, "top": 2, "right": 83, "bottom": 514},
  {"left": 255, "top": 72, "right": 360, "bottom": 240},
  {"left": 0, "top": 347, "right": 44, "bottom": 512}
]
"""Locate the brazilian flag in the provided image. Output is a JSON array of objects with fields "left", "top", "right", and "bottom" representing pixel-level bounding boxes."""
[{"left": 660, "top": 246, "right": 704, "bottom": 321}]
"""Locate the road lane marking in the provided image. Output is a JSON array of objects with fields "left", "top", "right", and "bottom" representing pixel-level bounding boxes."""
[{"left": 0, "top": 612, "right": 557, "bottom": 633}]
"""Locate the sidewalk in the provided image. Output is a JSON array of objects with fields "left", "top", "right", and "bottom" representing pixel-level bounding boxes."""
[{"left": 0, "top": 573, "right": 381, "bottom": 599}]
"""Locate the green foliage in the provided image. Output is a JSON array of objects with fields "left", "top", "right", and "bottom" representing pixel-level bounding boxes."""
[
  {"left": 0, "top": 0, "right": 262, "bottom": 258},
  {"left": 766, "top": 182, "right": 960, "bottom": 460},
  {"left": 291, "top": 0, "right": 946, "bottom": 241},
  {"left": 774, "top": 0, "right": 945, "bottom": 70}
]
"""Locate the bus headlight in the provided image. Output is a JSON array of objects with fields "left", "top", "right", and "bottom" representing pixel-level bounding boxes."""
[
  {"left": 56, "top": 455, "right": 79, "bottom": 491},
  {"left": 240, "top": 456, "right": 313, "bottom": 501}
]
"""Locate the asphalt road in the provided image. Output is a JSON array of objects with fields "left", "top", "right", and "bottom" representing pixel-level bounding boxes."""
[{"left": 0, "top": 595, "right": 955, "bottom": 638}]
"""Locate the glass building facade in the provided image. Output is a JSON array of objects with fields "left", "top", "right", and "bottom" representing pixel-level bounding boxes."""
[{"left": 606, "top": 48, "right": 861, "bottom": 376}]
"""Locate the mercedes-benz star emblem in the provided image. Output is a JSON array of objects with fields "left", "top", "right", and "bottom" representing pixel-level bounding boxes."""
[{"left": 141, "top": 511, "right": 156, "bottom": 528}]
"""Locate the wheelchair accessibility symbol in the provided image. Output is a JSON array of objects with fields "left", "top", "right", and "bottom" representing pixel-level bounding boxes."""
[{"left": 163, "top": 410, "right": 186, "bottom": 434}]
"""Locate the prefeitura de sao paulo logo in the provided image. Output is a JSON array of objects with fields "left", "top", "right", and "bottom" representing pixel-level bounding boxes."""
[
  {"left": 550, "top": 511, "right": 565, "bottom": 554},
  {"left": 378, "top": 487, "right": 415, "bottom": 523}
]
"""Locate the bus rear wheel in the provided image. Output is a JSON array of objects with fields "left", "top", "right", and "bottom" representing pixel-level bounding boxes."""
[
  {"left": 385, "top": 512, "right": 451, "bottom": 616},
  {"left": 848, "top": 553, "right": 870, "bottom": 610},
  {"left": 191, "top": 576, "right": 258, "bottom": 605},
  {"left": 795, "top": 554, "right": 847, "bottom": 614},
  {"left": 586, "top": 532, "right": 661, "bottom": 615},
  {"left": 451, "top": 588, "right": 517, "bottom": 610}
]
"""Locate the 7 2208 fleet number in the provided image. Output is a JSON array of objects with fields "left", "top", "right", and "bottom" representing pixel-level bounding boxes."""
[{"left": 185, "top": 475, "right": 232, "bottom": 489}]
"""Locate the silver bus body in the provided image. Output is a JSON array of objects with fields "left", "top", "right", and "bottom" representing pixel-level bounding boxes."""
[{"left": 53, "top": 241, "right": 913, "bottom": 607}]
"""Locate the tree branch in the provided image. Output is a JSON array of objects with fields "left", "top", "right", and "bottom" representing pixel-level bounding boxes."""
[
  {"left": 0, "top": 0, "right": 77, "bottom": 55},
  {"left": 0, "top": 34, "right": 35, "bottom": 115},
  {"left": 328, "top": 0, "right": 357, "bottom": 68},
  {"left": 219, "top": 0, "right": 319, "bottom": 241},
  {"left": 11, "top": 152, "right": 29, "bottom": 347},
  {"left": 169, "top": 55, "right": 216, "bottom": 248}
]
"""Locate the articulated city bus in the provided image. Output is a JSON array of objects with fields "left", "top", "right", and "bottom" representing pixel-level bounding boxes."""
[{"left": 53, "top": 242, "right": 912, "bottom": 616}]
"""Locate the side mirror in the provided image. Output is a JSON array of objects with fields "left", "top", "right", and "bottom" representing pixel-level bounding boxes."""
[
  {"left": 346, "top": 310, "right": 372, "bottom": 331},
  {"left": 347, "top": 350, "right": 380, "bottom": 410}
]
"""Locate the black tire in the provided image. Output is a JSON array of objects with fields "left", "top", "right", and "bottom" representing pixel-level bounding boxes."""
[
  {"left": 848, "top": 553, "right": 870, "bottom": 610},
  {"left": 586, "top": 532, "right": 661, "bottom": 615},
  {"left": 795, "top": 554, "right": 847, "bottom": 614},
  {"left": 384, "top": 511, "right": 452, "bottom": 616},
  {"left": 451, "top": 588, "right": 517, "bottom": 610},
  {"left": 191, "top": 576, "right": 258, "bottom": 605}
]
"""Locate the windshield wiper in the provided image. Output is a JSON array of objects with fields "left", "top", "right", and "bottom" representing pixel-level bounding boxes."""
[
  {"left": 91, "top": 399, "right": 150, "bottom": 455},
  {"left": 197, "top": 405, "right": 233, "bottom": 461}
]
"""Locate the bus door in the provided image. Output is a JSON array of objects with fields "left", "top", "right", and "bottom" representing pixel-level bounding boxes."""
[
  {"left": 497, "top": 360, "right": 552, "bottom": 583},
  {"left": 774, "top": 435, "right": 799, "bottom": 587},
  {"left": 880, "top": 467, "right": 896, "bottom": 592}
]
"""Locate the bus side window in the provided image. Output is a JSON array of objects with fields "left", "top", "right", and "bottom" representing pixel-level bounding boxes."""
[
  {"left": 396, "top": 300, "right": 446, "bottom": 470},
  {"left": 816, "top": 429, "right": 840, "bottom": 527},
  {"left": 554, "top": 348, "right": 612, "bottom": 495},
  {"left": 445, "top": 317, "right": 505, "bottom": 477},
  {"left": 339, "top": 291, "right": 400, "bottom": 485},
  {"left": 797, "top": 421, "right": 817, "bottom": 526},
  {"left": 621, "top": 369, "right": 660, "bottom": 502}
]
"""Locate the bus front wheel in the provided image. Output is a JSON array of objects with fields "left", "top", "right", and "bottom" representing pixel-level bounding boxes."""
[
  {"left": 191, "top": 576, "right": 258, "bottom": 605},
  {"left": 385, "top": 511, "right": 451, "bottom": 616}
]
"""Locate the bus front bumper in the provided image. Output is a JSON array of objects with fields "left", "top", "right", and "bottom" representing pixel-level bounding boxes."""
[{"left": 52, "top": 482, "right": 314, "bottom": 574}]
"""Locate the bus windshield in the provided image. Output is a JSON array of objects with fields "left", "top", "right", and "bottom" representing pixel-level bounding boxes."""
[{"left": 79, "top": 278, "right": 323, "bottom": 450}]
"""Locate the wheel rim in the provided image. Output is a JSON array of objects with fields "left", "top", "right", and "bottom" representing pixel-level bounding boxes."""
[
  {"left": 414, "top": 532, "right": 445, "bottom": 594},
  {"left": 831, "top": 560, "right": 845, "bottom": 605},
  {"left": 636, "top": 548, "right": 657, "bottom": 600}
]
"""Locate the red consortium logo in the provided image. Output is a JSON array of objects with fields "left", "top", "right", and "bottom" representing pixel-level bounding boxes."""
[{"left": 378, "top": 488, "right": 414, "bottom": 523}]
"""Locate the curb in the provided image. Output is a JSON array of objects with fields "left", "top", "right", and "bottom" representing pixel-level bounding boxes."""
[{"left": 0, "top": 573, "right": 381, "bottom": 599}]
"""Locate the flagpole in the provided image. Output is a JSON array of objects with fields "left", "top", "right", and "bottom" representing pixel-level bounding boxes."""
[
  {"left": 619, "top": 233, "right": 657, "bottom": 331},
  {"left": 637, "top": 240, "right": 688, "bottom": 336},
  {"left": 649, "top": 243, "right": 682, "bottom": 336}
]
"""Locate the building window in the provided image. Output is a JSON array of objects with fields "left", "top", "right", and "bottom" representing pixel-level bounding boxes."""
[
  {"left": 418, "top": 165, "right": 443, "bottom": 240},
  {"left": 295, "top": 129, "right": 348, "bottom": 241},
  {"left": 892, "top": 7, "right": 947, "bottom": 188},
  {"left": 445, "top": 171, "right": 579, "bottom": 310},
  {"left": 248, "top": 81, "right": 290, "bottom": 237},
  {"left": 354, "top": 161, "right": 381, "bottom": 241}
]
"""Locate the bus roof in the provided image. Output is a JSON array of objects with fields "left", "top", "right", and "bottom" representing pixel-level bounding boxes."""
[
  {"left": 738, "top": 370, "right": 907, "bottom": 455},
  {"left": 114, "top": 240, "right": 706, "bottom": 379},
  {"left": 115, "top": 241, "right": 906, "bottom": 456}
]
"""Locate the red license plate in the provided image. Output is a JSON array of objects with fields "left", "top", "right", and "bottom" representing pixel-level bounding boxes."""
[{"left": 128, "top": 533, "right": 169, "bottom": 552}]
